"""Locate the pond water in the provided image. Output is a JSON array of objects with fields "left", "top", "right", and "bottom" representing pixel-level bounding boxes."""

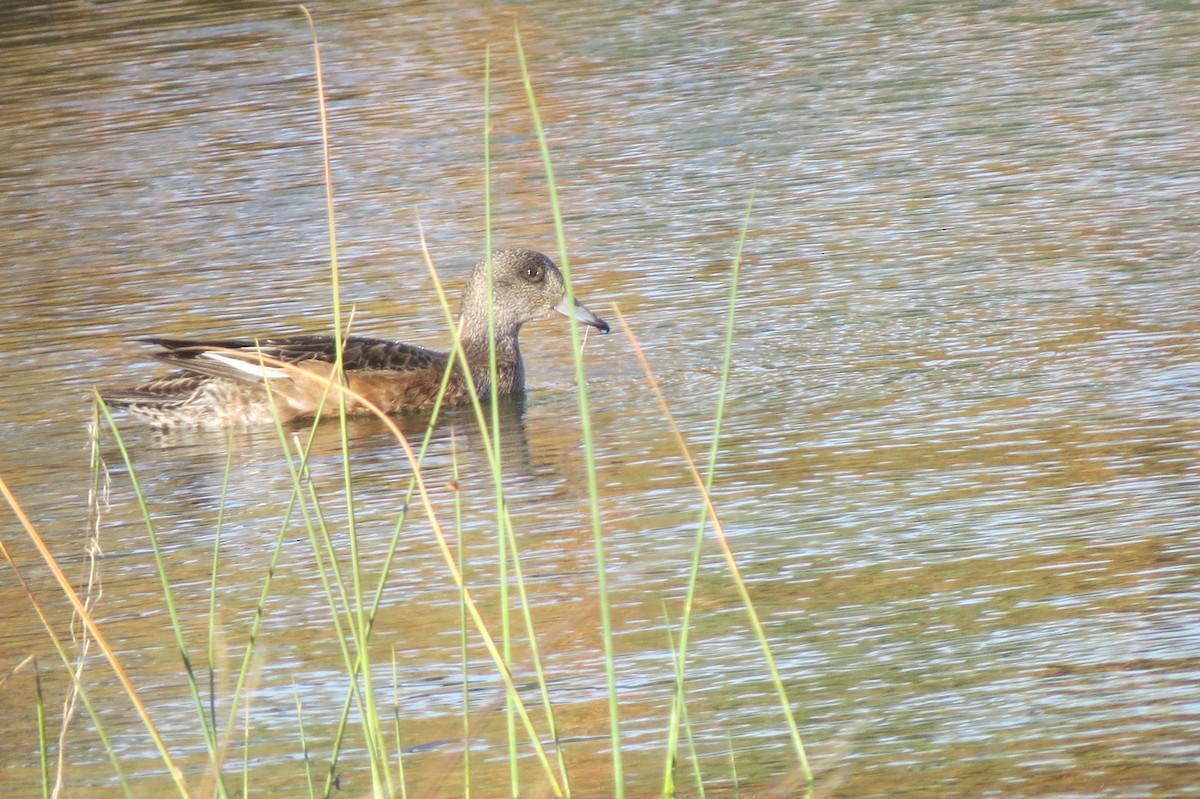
[{"left": 1, "top": 1, "right": 1198, "bottom": 797}]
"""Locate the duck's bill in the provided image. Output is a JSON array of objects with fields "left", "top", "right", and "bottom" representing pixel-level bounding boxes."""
[{"left": 555, "top": 298, "right": 610, "bottom": 334}]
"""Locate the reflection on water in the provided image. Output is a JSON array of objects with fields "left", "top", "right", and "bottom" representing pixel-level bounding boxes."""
[{"left": 1, "top": 1, "right": 1198, "bottom": 797}]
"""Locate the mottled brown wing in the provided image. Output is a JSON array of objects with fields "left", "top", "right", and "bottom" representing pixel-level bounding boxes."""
[
  {"left": 336, "top": 337, "right": 448, "bottom": 373},
  {"left": 140, "top": 335, "right": 449, "bottom": 380},
  {"left": 99, "top": 371, "right": 208, "bottom": 405}
]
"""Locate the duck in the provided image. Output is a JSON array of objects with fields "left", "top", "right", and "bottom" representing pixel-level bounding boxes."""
[{"left": 99, "top": 248, "right": 609, "bottom": 428}]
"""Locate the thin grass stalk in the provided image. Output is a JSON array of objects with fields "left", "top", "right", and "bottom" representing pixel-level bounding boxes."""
[
  {"left": 390, "top": 652, "right": 409, "bottom": 799},
  {"left": 478, "top": 111, "right": 575, "bottom": 799},
  {"left": 482, "top": 48, "right": 496, "bottom": 437},
  {"left": 660, "top": 607, "right": 704, "bottom": 799},
  {"left": 413, "top": 241, "right": 565, "bottom": 796},
  {"left": 664, "top": 198, "right": 752, "bottom": 791},
  {"left": 613, "top": 311, "right": 812, "bottom": 783},
  {"left": 406, "top": 216, "right": 568, "bottom": 791},
  {"left": 0, "top": 570, "right": 129, "bottom": 799},
  {"left": 682, "top": 707, "right": 705, "bottom": 799},
  {"left": 244, "top": 417, "right": 363, "bottom": 799},
  {"left": 34, "top": 658, "right": 49, "bottom": 799},
  {"left": 290, "top": 442, "right": 379, "bottom": 792},
  {"left": 206, "top": 366, "right": 359, "bottom": 760},
  {"left": 672, "top": 619, "right": 705, "bottom": 796},
  {"left": 293, "top": 683, "right": 318, "bottom": 799},
  {"left": 98, "top": 403, "right": 231, "bottom": 796},
  {"left": 3, "top": 455, "right": 131, "bottom": 799},
  {"left": 726, "top": 733, "right": 740, "bottom": 799},
  {"left": 212, "top": 348, "right": 400, "bottom": 796},
  {"left": 1, "top": 655, "right": 34, "bottom": 690},
  {"left": 218, "top": 650, "right": 265, "bottom": 799},
  {"left": 380, "top": 220, "right": 567, "bottom": 795},
  {"left": 479, "top": 49, "right": 522, "bottom": 799},
  {"left": 287, "top": 417, "right": 451, "bottom": 799},
  {"left": 302, "top": 8, "right": 399, "bottom": 788},
  {"left": 301, "top": 8, "right": 391, "bottom": 791},
  {"left": 0, "top": 466, "right": 190, "bottom": 798},
  {"left": 358, "top": 391, "right": 570, "bottom": 797},
  {"left": 207, "top": 446, "right": 234, "bottom": 738},
  {"left": 299, "top": 5, "right": 349, "bottom": 413},
  {"left": 217, "top": 395, "right": 328, "bottom": 751},
  {"left": 383, "top": 427, "right": 563, "bottom": 794},
  {"left": 241, "top": 687, "right": 251, "bottom": 799},
  {"left": 50, "top": 412, "right": 123, "bottom": 799},
  {"left": 289, "top": 416, "right": 435, "bottom": 799},
  {"left": 452, "top": 432, "right": 473, "bottom": 799},
  {"left": 498, "top": 507, "right": 572, "bottom": 793},
  {"left": 300, "top": 454, "right": 362, "bottom": 671},
  {"left": 513, "top": 26, "right": 622, "bottom": 795}
]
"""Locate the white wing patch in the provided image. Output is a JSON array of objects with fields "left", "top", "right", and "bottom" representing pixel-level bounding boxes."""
[{"left": 200, "top": 352, "right": 291, "bottom": 381}]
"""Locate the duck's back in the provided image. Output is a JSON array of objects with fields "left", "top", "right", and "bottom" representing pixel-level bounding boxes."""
[{"left": 101, "top": 335, "right": 458, "bottom": 427}]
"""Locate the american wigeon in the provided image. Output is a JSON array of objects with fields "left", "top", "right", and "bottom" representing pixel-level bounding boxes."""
[{"left": 100, "top": 248, "right": 609, "bottom": 428}]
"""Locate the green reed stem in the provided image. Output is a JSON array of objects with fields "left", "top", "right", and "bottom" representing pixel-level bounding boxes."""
[
  {"left": 207, "top": 445, "right": 233, "bottom": 738},
  {"left": 6, "top": 417, "right": 135, "bottom": 796},
  {"left": 514, "top": 25, "right": 623, "bottom": 796},
  {"left": 293, "top": 682, "right": 317, "bottom": 799},
  {"left": 257, "top": 329, "right": 479, "bottom": 798},
  {"left": 616, "top": 307, "right": 813, "bottom": 786},
  {"left": 726, "top": 732, "right": 740, "bottom": 798},
  {"left": 664, "top": 197, "right": 753, "bottom": 792},
  {"left": 241, "top": 688, "right": 252, "bottom": 798},
  {"left": 452, "top": 433, "right": 473, "bottom": 799},
  {"left": 479, "top": 48, "right": 523, "bottom": 797},
  {"left": 34, "top": 659, "right": 49, "bottom": 799},
  {"left": 292, "top": 291, "right": 566, "bottom": 797},
  {"left": 65, "top": 404, "right": 193, "bottom": 798},
  {"left": 301, "top": 9, "right": 391, "bottom": 793},
  {"left": 96, "top": 402, "right": 229, "bottom": 799},
  {"left": 281, "top": 340, "right": 459, "bottom": 798},
  {"left": 390, "top": 651, "right": 410, "bottom": 799},
  {"left": 500, "top": 504, "right": 573, "bottom": 794},
  {"left": 663, "top": 615, "right": 706, "bottom": 799},
  {"left": 253, "top": 368, "right": 364, "bottom": 798},
  {"left": 0, "top": 537, "right": 130, "bottom": 798}
]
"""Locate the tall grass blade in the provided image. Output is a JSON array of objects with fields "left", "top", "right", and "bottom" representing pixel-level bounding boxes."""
[
  {"left": 662, "top": 611, "right": 705, "bottom": 799},
  {"left": 292, "top": 683, "right": 317, "bottom": 799},
  {"left": 35, "top": 658, "right": 50, "bottom": 799},
  {"left": 2, "top": 457, "right": 131, "bottom": 799},
  {"left": 0, "top": 466, "right": 190, "bottom": 798},
  {"left": 300, "top": 8, "right": 394, "bottom": 793},
  {"left": 514, "top": 25, "right": 622, "bottom": 796},
  {"left": 480, "top": 49, "right": 523, "bottom": 799},
  {"left": 207, "top": 446, "right": 234, "bottom": 738},
  {"left": 613, "top": 311, "right": 813, "bottom": 785},
  {"left": 390, "top": 652, "right": 410, "bottom": 799},
  {"left": 451, "top": 433, "right": 473, "bottom": 799},
  {"left": 664, "top": 198, "right": 753, "bottom": 791},
  {"left": 95, "top": 403, "right": 230, "bottom": 798}
]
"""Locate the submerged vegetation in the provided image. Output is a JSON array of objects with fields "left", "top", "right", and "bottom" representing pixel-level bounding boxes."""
[{"left": 0, "top": 12, "right": 809, "bottom": 798}]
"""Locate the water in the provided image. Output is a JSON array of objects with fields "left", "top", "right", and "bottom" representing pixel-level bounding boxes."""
[{"left": 1, "top": 1, "right": 1198, "bottom": 796}]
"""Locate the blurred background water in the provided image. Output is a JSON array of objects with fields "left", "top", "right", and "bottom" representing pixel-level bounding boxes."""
[{"left": 1, "top": 1, "right": 1197, "bottom": 796}]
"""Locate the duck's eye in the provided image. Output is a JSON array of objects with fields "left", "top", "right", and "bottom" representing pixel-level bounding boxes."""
[{"left": 521, "top": 264, "right": 544, "bottom": 282}]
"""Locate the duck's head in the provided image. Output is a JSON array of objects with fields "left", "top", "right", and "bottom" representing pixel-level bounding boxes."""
[{"left": 461, "top": 248, "right": 610, "bottom": 335}]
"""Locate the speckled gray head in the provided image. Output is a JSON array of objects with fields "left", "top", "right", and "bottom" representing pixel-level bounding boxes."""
[{"left": 460, "top": 248, "right": 610, "bottom": 336}]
